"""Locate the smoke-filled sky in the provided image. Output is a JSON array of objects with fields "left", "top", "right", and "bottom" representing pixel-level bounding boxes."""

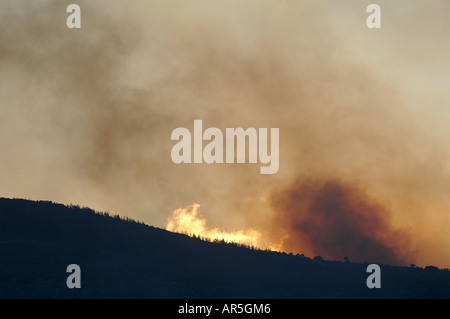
[{"left": 1, "top": 0, "right": 450, "bottom": 267}]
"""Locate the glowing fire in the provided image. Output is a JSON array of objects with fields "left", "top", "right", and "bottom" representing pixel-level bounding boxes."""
[{"left": 166, "top": 203, "right": 263, "bottom": 247}]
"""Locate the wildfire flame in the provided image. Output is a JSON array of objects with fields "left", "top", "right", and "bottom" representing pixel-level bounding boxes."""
[{"left": 166, "top": 203, "right": 264, "bottom": 247}]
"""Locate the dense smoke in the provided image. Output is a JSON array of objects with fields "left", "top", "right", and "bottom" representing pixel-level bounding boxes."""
[
  {"left": 1, "top": 0, "right": 450, "bottom": 267},
  {"left": 270, "top": 179, "right": 411, "bottom": 265}
]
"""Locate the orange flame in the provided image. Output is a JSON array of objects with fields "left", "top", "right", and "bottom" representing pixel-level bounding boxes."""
[{"left": 166, "top": 203, "right": 265, "bottom": 248}]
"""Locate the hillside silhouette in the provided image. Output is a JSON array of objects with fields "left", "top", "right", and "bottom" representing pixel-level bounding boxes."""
[{"left": 1, "top": 197, "right": 449, "bottom": 298}]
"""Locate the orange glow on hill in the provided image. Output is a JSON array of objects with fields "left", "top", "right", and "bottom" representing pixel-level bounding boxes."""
[{"left": 166, "top": 203, "right": 264, "bottom": 248}]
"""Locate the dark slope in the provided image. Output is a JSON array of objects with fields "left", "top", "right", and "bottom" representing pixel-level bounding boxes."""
[{"left": 0, "top": 197, "right": 449, "bottom": 298}]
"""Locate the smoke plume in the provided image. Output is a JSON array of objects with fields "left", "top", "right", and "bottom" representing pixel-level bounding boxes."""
[
  {"left": 1, "top": 1, "right": 450, "bottom": 267},
  {"left": 270, "top": 179, "right": 411, "bottom": 265}
]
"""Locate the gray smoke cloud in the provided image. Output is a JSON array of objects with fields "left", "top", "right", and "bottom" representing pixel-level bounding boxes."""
[{"left": 1, "top": 0, "right": 450, "bottom": 266}]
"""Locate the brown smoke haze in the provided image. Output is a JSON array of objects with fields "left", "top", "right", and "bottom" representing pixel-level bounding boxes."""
[
  {"left": 1, "top": 0, "right": 450, "bottom": 266},
  {"left": 270, "top": 179, "right": 411, "bottom": 265}
]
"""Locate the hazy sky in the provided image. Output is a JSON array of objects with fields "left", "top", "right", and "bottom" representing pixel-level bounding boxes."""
[{"left": 1, "top": 0, "right": 449, "bottom": 267}]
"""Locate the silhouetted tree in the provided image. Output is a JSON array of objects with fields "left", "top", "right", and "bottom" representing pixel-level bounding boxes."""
[
  {"left": 313, "top": 256, "right": 324, "bottom": 262},
  {"left": 425, "top": 265, "right": 439, "bottom": 272}
]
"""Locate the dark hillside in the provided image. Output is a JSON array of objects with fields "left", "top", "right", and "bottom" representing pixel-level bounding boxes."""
[{"left": 1, "top": 198, "right": 449, "bottom": 298}]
